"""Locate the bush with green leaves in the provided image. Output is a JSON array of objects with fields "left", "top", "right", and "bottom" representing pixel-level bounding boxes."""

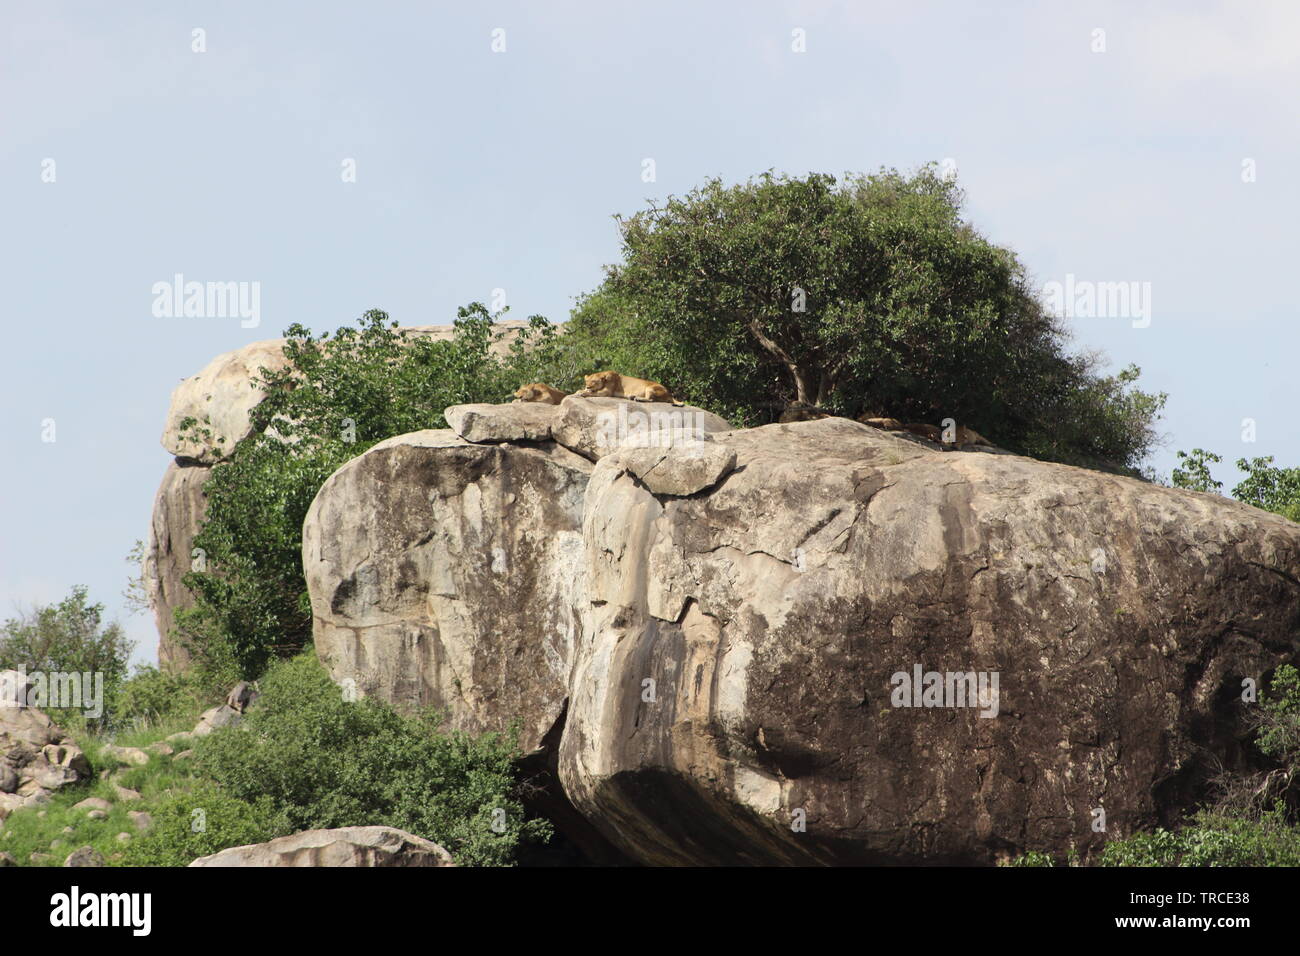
[
  {"left": 1232, "top": 457, "right": 1300, "bottom": 522},
  {"left": 118, "top": 784, "right": 280, "bottom": 867},
  {"left": 174, "top": 305, "right": 558, "bottom": 679},
  {"left": 1098, "top": 804, "right": 1300, "bottom": 867},
  {"left": 1171, "top": 447, "right": 1224, "bottom": 493},
  {"left": 1171, "top": 449, "right": 1300, "bottom": 522},
  {"left": 0, "top": 586, "right": 133, "bottom": 730},
  {"left": 111, "top": 665, "right": 208, "bottom": 730},
  {"left": 555, "top": 166, "right": 1165, "bottom": 472},
  {"left": 191, "top": 653, "right": 551, "bottom": 866}
]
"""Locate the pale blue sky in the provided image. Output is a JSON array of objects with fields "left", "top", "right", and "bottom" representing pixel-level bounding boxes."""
[{"left": 2, "top": 0, "right": 1297, "bottom": 664}]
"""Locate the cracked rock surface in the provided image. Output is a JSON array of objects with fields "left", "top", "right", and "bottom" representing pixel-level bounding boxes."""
[
  {"left": 304, "top": 413, "right": 1300, "bottom": 864},
  {"left": 304, "top": 429, "right": 592, "bottom": 753}
]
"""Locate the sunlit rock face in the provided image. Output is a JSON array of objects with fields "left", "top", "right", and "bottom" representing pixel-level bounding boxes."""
[{"left": 304, "top": 412, "right": 1300, "bottom": 864}]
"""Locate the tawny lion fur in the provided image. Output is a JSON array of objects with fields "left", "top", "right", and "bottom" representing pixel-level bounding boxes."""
[
  {"left": 512, "top": 383, "right": 568, "bottom": 405},
  {"left": 575, "top": 371, "right": 683, "bottom": 405}
]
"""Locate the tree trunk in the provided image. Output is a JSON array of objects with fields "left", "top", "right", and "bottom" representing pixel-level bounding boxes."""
[
  {"left": 792, "top": 368, "right": 813, "bottom": 405},
  {"left": 814, "top": 374, "right": 833, "bottom": 407}
]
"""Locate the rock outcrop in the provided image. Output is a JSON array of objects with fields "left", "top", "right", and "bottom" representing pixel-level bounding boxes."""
[
  {"left": 147, "top": 322, "right": 531, "bottom": 671},
  {"left": 160, "top": 339, "right": 296, "bottom": 463},
  {"left": 304, "top": 397, "right": 736, "bottom": 753},
  {"left": 188, "top": 826, "right": 455, "bottom": 867},
  {"left": 192, "top": 704, "right": 242, "bottom": 737},
  {"left": 160, "top": 323, "right": 533, "bottom": 463},
  {"left": 0, "top": 672, "right": 92, "bottom": 821},
  {"left": 142, "top": 460, "right": 209, "bottom": 671},
  {"left": 64, "top": 846, "right": 105, "bottom": 867},
  {"left": 304, "top": 410, "right": 1300, "bottom": 865},
  {"left": 551, "top": 396, "right": 732, "bottom": 461},
  {"left": 304, "top": 429, "right": 592, "bottom": 753}
]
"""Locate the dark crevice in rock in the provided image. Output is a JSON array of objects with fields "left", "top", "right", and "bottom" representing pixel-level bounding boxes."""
[{"left": 514, "top": 701, "right": 637, "bottom": 867}]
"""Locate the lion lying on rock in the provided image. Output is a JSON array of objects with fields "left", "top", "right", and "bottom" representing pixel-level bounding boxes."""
[{"left": 575, "top": 371, "right": 684, "bottom": 406}]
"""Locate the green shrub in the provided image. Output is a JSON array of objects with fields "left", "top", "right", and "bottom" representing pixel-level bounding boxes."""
[
  {"left": 1171, "top": 448, "right": 1224, "bottom": 493},
  {"left": 111, "top": 665, "right": 207, "bottom": 730},
  {"left": 191, "top": 653, "right": 551, "bottom": 865},
  {"left": 118, "top": 785, "right": 279, "bottom": 867},
  {"left": 999, "top": 850, "right": 1055, "bottom": 867},
  {"left": 1255, "top": 664, "right": 1300, "bottom": 763},
  {"left": 1099, "top": 805, "right": 1300, "bottom": 867},
  {"left": 1232, "top": 457, "right": 1300, "bottom": 522},
  {"left": 0, "top": 586, "right": 133, "bottom": 730},
  {"left": 1169, "top": 450, "right": 1300, "bottom": 522}
]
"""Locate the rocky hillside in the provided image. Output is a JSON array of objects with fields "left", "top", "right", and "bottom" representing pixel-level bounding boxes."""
[
  {"left": 298, "top": 398, "right": 1300, "bottom": 865},
  {"left": 143, "top": 323, "right": 532, "bottom": 670},
  {"left": 144, "top": 339, "right": 1300, "bottom": 865}
]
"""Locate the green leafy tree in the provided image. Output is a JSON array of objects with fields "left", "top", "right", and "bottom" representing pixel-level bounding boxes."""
[
  {"left": 1171, "top": 448, "right": 1224, "bottom": 493},
  {"left": 0, "top": 587, "right": 133, "bottom": 727},
  {"left": 561, "top": 167, "right": 1165, "bottom": 471},
  {"left": 1254, "top": 664, "right": 1300, "bottom": 775},
  {"left": 1232, "top": 457, "right": 1300, "bottom": 522},
  {"left": 1169, "top": 450, "right": 1299, "bottom": 522}
]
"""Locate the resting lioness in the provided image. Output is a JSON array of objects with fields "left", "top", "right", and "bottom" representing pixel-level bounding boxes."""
[
  {"left": 950, "top": 425, "right": 992, "bottom": 448},
  {"left": 512, "top": 383, "right": 568, "bottom": 405},
  {"left": 575, "top": 370, "right": 684, "bottom": 405},
  {"left": 779, "top": 402, "right": 834, "bottom": 423}
]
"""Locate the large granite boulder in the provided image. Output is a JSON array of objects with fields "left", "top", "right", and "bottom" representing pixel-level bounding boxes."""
[
  {"left": 149, "top": 322, "right": 533, "bottom": 670},
  {"left": 445, "top": 401, "right": 560, "bottom": 443},
  {"left": 189, "top": 826, "right": 454, "bottom": 867},
  {"left": 142, "top": 460, "right": 210, "bottom": 671},
  {"left": 559, "top": 418, "right": 1300, "bottom": 863},
  {"left": 304, "top": 429, "right": 593, "bottom": 753},
  {"left": 304, "top": 413, "right": 1300, "bottom": 865},
  {"left": 161, "top": 339, "right": 295, "bottom": 463}
]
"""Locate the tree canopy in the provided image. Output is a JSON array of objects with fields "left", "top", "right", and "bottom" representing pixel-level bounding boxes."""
[{"left": 557, "top": 167, "right": 1165, "bottom": 472}]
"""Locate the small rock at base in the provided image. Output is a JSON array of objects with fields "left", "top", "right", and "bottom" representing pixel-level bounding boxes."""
[{"left": 65, "top": 846, "right": 105, "bottom": 867}]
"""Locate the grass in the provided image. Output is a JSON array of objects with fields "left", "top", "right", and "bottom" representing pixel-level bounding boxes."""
[{"left": 1, "top": 710, "right": 209, "bottom": 867}]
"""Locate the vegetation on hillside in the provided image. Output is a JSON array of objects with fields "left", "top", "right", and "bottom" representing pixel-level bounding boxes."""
[
  {"left": 189, "top": 653, "right": 550, "bottom": 866},
  {"left": 0, "top": 587, "right": 135, "bottom": 732},
  {"left": 1, "top": 637, "right": 547, "bottom": 867},
  {"left": 1172, "top": 449, "right": 1300, "bottom": 522},
  {"left": 11, "top": 166, "right": 1292, "bottom": 868}
]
